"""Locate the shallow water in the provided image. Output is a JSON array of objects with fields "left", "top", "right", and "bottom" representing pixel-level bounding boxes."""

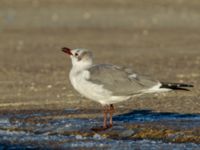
[{"left": 0, "top": 109, "right": 200, "bottom": 149}]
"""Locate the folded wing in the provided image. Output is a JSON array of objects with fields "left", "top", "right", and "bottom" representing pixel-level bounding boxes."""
[{"left": 87, "top": 64, "right": 160, "bottom": 96}]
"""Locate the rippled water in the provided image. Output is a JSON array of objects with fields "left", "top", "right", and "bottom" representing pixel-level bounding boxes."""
[{"left": 0, "top": 109, "right": 200, "bottom": 149}]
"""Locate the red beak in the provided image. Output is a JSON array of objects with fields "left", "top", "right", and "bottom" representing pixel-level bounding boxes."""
[{"left": 62, "top": 47, "right": 73, "bottom": 55}]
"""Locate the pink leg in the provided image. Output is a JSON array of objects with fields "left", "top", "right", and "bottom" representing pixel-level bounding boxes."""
[
  {"left": 91, "top": 105, "right": 113, "bottom": 131},
  {"left": 109, "top": 104, "right": 115, "bottom": 127}
]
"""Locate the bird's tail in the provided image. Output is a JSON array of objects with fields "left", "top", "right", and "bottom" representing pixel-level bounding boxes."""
[{"left": 160, "top": 82, "right": 194, "bottom": 91}]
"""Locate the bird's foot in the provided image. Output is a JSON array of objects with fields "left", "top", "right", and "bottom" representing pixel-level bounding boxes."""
[{"left": 91, "top": 125, "right": 112, "bottom": 132}]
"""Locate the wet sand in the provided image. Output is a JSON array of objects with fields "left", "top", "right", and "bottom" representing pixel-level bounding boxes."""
[{"left": 0, "top": 109, "right": 200, "bottom": 149}]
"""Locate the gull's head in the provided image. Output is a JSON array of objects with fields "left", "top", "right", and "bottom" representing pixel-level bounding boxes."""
[{"left": 62, "top": 47, "right": 93, "bottom": 70}]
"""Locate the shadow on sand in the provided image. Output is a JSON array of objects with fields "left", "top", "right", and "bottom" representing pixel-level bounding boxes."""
[{"left": 113, "top": 109, "right": 200, "bottom": 122}]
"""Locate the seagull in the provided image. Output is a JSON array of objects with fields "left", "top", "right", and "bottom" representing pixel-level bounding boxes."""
[{"left": 62, "top": 47, "right": 193, "bottom": 130}]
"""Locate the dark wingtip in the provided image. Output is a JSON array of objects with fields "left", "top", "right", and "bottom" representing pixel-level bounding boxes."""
[
  {"left": 175, "top": 88, "right": 190, "bottom": 91},
  {"left": 160, "top": 82, "right": 194, "bottom": 91},
  {"left": 179, "top": 83, "right": 194, "bottom": 88},
  {"left": 187, "top": 84, "right": 194, "bottom": 88}
]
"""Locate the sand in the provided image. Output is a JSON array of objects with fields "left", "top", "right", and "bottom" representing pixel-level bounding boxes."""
[{"left": 0, "top": 0, "right": 200, "bottom": 115}]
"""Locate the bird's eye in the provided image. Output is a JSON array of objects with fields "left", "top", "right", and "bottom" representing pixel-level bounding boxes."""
[{"left": 75, "top": 53, "right": 78, "bottom": 56}]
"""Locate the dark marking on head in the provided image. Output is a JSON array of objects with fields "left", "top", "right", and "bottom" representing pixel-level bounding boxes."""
[{"left": 77, "top": 51, "right": 91, "bottom": 61}]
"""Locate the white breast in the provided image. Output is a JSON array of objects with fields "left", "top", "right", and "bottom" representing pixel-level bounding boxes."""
[
  {"left": 69, "top": 70, "right": 113, "bottom": 104},
  {"left": 69, "top": 70, "right": 130, "bottom": 105}
]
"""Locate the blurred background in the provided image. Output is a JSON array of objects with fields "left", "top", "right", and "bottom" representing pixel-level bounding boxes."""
[{"left": 0, "top": 0, "right": 200, "bottom": 113}]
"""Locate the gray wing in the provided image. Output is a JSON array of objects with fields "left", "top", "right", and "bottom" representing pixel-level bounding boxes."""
[{"left": 87, "top": 64, "right": 159, "bottom": 96}]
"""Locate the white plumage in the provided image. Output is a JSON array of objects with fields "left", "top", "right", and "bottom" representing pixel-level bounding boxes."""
[
  {"left": 66, "top": 48, "right": 170, "bottom": 105},
  {"left": 62, "top": 47, "right": 193, "bottom": 130}
]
